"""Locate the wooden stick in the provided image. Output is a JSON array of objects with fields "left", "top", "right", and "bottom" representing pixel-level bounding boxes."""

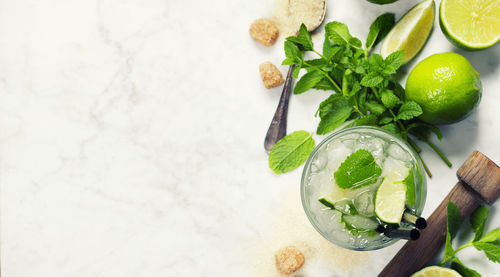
[{"left": 378, "top": 151, "right": 500, "bottom": 277}]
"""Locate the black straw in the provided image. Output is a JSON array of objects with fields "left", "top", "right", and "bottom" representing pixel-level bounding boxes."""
[
  {"left": 384, "top": 226, "right": 420, "bottom": 240},
  {"left": 403, "top": 211, "right": 427, "bottom": 230}
]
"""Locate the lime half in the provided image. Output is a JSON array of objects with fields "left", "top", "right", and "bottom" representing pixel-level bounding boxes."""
[
  {"left": 375, "top": 174, "right": 406, "bottom": 224},
  {"left": 411, "top": 266, "right": 462, "bottom": 277},
  {"left": 381, "top": 0, "right": 435, "bottom": 64},
  {"left": 440, "top": 0, "right": 500, "bottom": 50}
]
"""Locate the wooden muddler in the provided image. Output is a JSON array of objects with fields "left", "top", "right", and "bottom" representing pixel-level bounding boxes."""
[{"left": 379, "top": 151, "right": 500, "bottom": 277}]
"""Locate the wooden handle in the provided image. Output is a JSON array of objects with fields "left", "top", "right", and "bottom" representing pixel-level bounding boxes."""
[{"left": 379, "top": 151, "right": 500, "bottom": 277}]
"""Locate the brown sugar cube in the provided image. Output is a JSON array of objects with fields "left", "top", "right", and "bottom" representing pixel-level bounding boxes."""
[
  {"left": 259, "top": 62, "right": 284, "bottom": 89},
  {"left": 275, "top": 246, "right": 305, "bottom": 275},
  {"left": 249, "top": 18, "right": 279, "bottom": 46}
]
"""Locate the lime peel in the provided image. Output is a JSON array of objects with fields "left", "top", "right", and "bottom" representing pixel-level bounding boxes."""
[
  {"left": 381, "top": 0, "right": 435, "bottom": 64},
  {"left": 439, "top": 0, "right": 500, "bottom": 50}
]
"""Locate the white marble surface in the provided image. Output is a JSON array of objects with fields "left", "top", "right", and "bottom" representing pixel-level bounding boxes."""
[{"left": 1, "top": 0, "right": 499, "bottom": 276}]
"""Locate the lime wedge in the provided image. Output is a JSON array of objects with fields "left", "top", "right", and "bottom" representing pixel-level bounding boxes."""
[
  {"left": 411, "top": 266, "right": 461, "bottom": 277},
  {"left": 375, "top": 174, "right": 406, "bottom": 224},
  {"left": 440, "top": 0, "right": 500, "bottom": 50},
  {"left": 380, "top": 0, "right": 435, "bottom": 64}
]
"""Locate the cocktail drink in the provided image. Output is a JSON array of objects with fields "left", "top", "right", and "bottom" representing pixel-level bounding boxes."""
[{"left": 301, "top": 127, "right": 426, "bottom": 250}]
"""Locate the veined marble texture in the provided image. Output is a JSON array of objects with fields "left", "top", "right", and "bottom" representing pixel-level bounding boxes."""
[{"left": 0, "top": 0, "right": 499, "bottom": 276}]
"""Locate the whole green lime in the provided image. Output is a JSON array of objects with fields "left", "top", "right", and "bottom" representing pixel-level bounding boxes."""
[
  {"left": 366, "top": 0, "right": 399, "bottom": 4},
  {"left": 405, "top": 52, "right": 482, "bottom": 125}
]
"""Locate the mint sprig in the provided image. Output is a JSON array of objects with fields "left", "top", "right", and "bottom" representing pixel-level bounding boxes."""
[
  {"left": 437, "top": 202, "right": 500, "bottom": 276},
  {"left": 269, "top": 13, "right": 452, "bottom": 176},
  {"left": 334, "top": 149, "right": 382, "bottom": 189},
  {"left": 268, "top": 131, "right": 315, "bottom": 174}
]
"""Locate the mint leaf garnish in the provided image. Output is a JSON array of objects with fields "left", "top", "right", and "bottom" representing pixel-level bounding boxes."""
[
  {"left": 444, "top": 201, "right": 461, "bottom": 262},
  {"left": 283, "top": 41, "right": 303, "bottom": 65},
  {"left": 294, "top": 70, "right": 324, "bottom": 94},
  {"left": 360, "top": 72, "right": 384, "bottom": 87},
  {"left": 478, "top": 228, "right": 500, "bottom": 243},
  {"left": 316, "top": 95, "right": 353, "bottom": 135},
  {"left": 380, "top": 89, "right": 402, "bottom": 109},
  {"left": 397, "top": 101, "right": 423, "bottom": 120},
  {"left": 268, "top": 131, "right": 315, "bottom": 174},
  {"left": 385, "top": 50, "right": 405, "bottom": 70},
  {"left": 450, "top": 257, "right": 481, "bottom": 277},
  {"left": 473, "top": 242, "right": 500, "bottom": 263},
  {"left": 365, "top": 13, "right": 395, "bottom": 51},
  {"left": 344, "top": 114, "right": 378, "bottom": 128},
  {"left": 334, "top": 149, "right": 382, "bottom": 189},
  {"left": 470, "top": 206, "right": 489, "bottom": 242},
  {"left": 403, "top": 168, "right": 416, "bottom": 207},
  {"left": 325, "top": 22, "right": 361, "bottom": 49},
  {"left": 365, "top": 100, "right": 386, "bottom": 115},
  {"left": 286, "top": 23, "right": 313, "bottom": 51}
]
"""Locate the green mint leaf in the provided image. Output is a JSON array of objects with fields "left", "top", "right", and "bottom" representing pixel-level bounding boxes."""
[
  {"left": 314, "top": 78, "right": 339, "bottom": 91},
  {"left": 378, "top": 116, "right": 393, "bottom": 125},
  {"left": 334, "top": 149, "right": 382, "bottom": 189},
  {"left": 385, "top": 50, "right": 405, "bottom": 70},
  {"left": 447, "top": 201, "right": 461, "bottom": 239},
  {"left": 450, "top": 257, "right": 482, "bottom": 277},
  {"left": 444, "top": 201, "right": 461, "bottom": 262},
  {"left": 286, "top": 24, "right": 314, "bottom": 51},
  {"left": 403, "top": 168, "right": 416, "bottom": 207},
  {"left": 473, "top": 242, "right": 500, "bottom": 263},
  {"left": 380, "top": 89, "right": 402, "bottom": 109},
  {"left": 341, "top": 69, "right": 352, "bottom": 97},
  {"left": 349, "top": 37, "right": 363, "bottom": 49},
  {"left": 470, "top": 205, "right": 489, "bottom": 242},
  {"left": 479, "top": 228, "right": 500, "bottom": 243},
  {"left": 294, "top": 70, "right": 324, "bottom": 94},
  {"left": 268, "top": 131, "right": 315, "bottom": 174},
  {"left": 380, "top": 123, "right": 400, "bottom": 136},
  {"left": 368, "top": 54, "right": 386, "bottom": 69},
  {"left": 360, "top": 72, "right": 384, "bottom": 87},
  {"left": 317, "top": 95, "right": 353, "bottom": 134},
  {"left": 344, "top": 114, "right": 378, "bottom": 128},
  {"left": 382, "top": 65, "right": 396, "bottom": 75},
  {"left": 318, "top": 197, "right": 336, "bottom": 209},
  {"left": 292, "top": 64, "right": 302, "bottom": 79},
  {"left": 302, "top": 59, "right": 326, "bottom": 68},
  {"left": 325, "top": 22, "right": 362, "bottom": 49},
  {"left": 397, "top": 101, "right": 423, "bottom": 120},
  {"left": 365, "top": 101, "right": 386, "bottom": 115},
  {"left": 322, "top": 33, "right": 335, "bottom": 59},
  {"left": 365, "top": 13, "right": 395, "bottom": 50},
  {"left": 284, "top": 41, "right": 303, "bottom": 64}
]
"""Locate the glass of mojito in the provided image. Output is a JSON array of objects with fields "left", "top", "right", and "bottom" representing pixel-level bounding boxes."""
[{"left": 301, "top": 126, "right": 426, "bottom": 250}]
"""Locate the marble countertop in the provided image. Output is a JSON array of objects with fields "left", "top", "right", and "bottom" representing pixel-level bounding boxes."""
[{"left": 1, "top": 0, "right": 499, "bottom": 276}]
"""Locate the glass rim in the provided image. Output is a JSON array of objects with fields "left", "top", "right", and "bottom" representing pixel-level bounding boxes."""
[{"left": 300, "top": 126, "right": 427, "bottom": 251}]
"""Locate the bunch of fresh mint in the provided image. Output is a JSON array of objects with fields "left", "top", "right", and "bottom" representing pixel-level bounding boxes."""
[
  {"left": 439, "top": 202, "right": 500, "bottom": 276},
  {"left": 268, "top": 14, "right": 451, "bottom": 176}
]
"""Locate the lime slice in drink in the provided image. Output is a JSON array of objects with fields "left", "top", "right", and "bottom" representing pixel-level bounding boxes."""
[
  {"left": 375, "top": 174, "right": 407, "bottom": 224},
  {"left": 411, "top": 266, "right": 461, "bottom": 277},
  {"left": 439, "top": 0, "right": 500, "bottom": 50},
  {"left": 380, "top": 0, "right": 435, "bottom": 64}
]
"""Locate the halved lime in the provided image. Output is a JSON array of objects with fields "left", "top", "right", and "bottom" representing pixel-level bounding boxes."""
[
  {"left": 380, "top": 0, "right": 435, "bottom": 64},
  {"left": 440, "top": 0, "right": 500, "bottom": 50},
  {"left": 411, "top": 266, "right": 461, "bottom": 277},
  {"left": 375, "top": 174, "right": 406, "bottom": 224}
]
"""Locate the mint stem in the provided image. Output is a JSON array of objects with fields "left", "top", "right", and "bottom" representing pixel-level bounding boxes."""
[
  {"left": 424, "top": 139, "right": 452, "bottom": 167},
  {"left": 303, "top": 61, "right": 342, "bottom": 92},
  {"left": 407, "top": 137, "right": 422, "bottom": 153},
  {"left": 416, "top": 151, "right": 432, "bottom": 178}
]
